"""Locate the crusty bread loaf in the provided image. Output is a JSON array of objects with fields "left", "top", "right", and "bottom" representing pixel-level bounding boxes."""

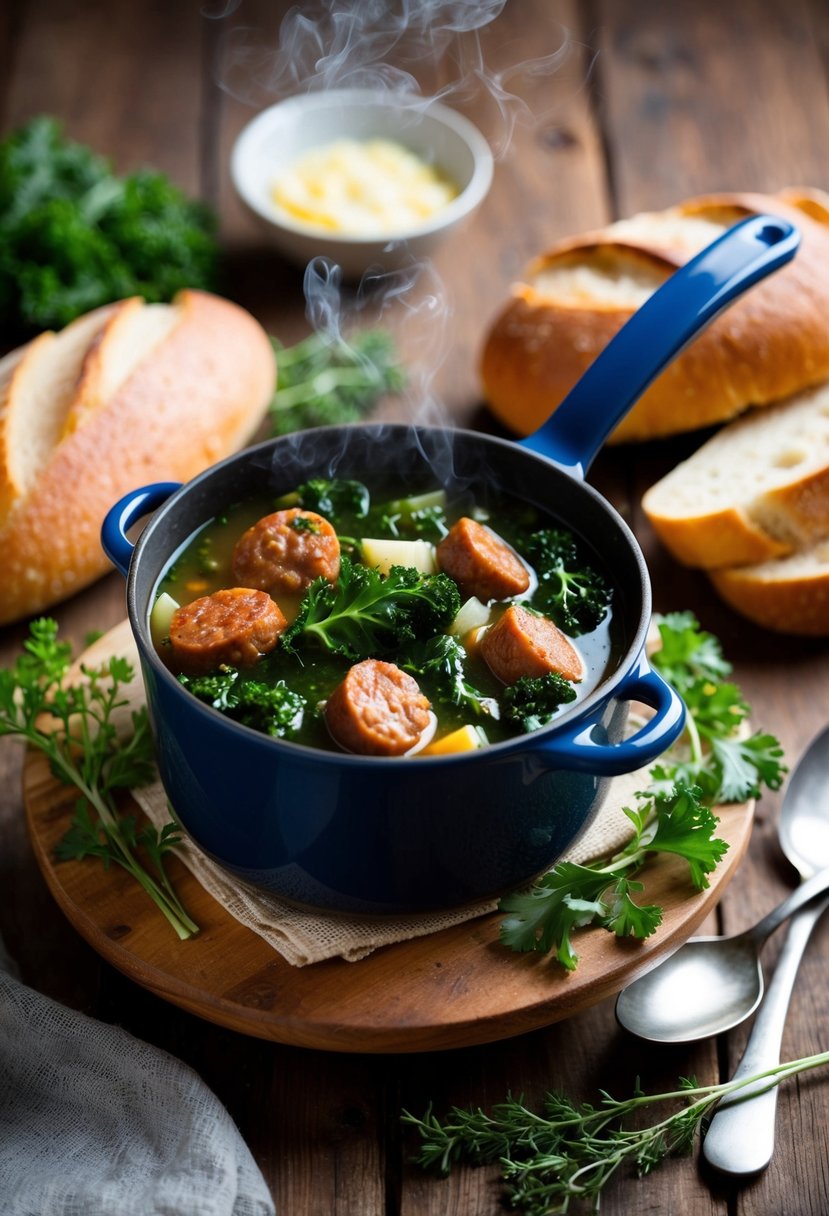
[
  {"left": 708, "top": 542, "right": 829, "bottom": 636},
  {"left": 480, "top": 188, "right": 829, "bottom": 443},
  {"left": 0, "top": 290, "right": 276, "bottom": 625},
  {"left": 641, "top": 383, "right": 829, "bottom": 568}
]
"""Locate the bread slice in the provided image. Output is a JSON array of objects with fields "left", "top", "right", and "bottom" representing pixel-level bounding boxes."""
[
  {"left": 480, "top": 189, "right": 829, "bottom": 443},
  {"left": 0, "top": 290, "right": 276, "bottom": 625},
  {"left": 0, "top": 304, "right": 124, "bottom": 522},
  {"left": 642, "top": 384, "right": 829, "bottom": 568},
  {"left": 709, "top": 540, "right": 829, "bottom": 636}
]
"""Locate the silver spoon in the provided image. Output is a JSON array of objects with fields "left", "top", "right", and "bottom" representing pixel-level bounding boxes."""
[
  {"left": 615, "top": 724, "right": 829, "bottom": 1045},
  {"left": 702, "top": 724, "right": 829, "bottom": 1176}
]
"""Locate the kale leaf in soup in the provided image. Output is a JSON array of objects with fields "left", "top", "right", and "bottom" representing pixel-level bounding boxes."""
[{"left": 153, "top": 478, "right": 618, "bottom": 757}]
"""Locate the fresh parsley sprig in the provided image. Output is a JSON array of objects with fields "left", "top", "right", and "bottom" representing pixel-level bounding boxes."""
[
  {"left": 404, "top": 1051, "right": 829, "bottom": 1213},
  {"left": 649, "top": 611, "right": 785, "bottom": 803},
  {"left": 1, "top": 619, "right": 197, "bottom": 940},
  {"left": 498, "top": 612, "right": 785, "bottom": 971}
]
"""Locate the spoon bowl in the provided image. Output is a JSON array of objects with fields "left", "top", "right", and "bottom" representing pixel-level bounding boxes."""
[{"left": 615, "top": 725, "right": 829, "bottom": 1044}]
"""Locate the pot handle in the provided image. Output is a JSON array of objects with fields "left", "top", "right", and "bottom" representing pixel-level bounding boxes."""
[
  {"left": 102, "top": 482, "right": 182, "bottom": 577},
  {"left": 520, "top": 214, "right": 800, "bottom": 478},
  {"left": 534, "top": 654, "right": 685, "bottom": 776}
]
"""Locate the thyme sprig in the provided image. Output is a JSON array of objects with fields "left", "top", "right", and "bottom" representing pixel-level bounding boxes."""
[{"left": 405, "top": 1051, "right": 829, "bottom": 1213}]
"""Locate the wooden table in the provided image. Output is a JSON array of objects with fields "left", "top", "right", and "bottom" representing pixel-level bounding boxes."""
[{"left": 2, "top": 1, "right": 829, "bottom": 1211}]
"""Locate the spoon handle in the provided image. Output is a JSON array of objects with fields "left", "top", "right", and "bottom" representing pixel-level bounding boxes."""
[
  {"left": 748, "top": 864, "right": 829, "bottom": 946},
  {"left": 702, "top": 894, "right": 829, "bottom": 1176}
]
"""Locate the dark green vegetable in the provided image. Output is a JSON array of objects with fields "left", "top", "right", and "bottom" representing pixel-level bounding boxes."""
[
  {"left": 270, "top": 330, "right": 405, "bottom": 434},
  {"left": 497, "top": 612, "right": 786, "bottom": 970},
  {"left": 178, "top": 669, "right": 306, "bottom": 738},
  {"left": 404, "top": 1052, "right": 829, "bottom": 1213},
  {"left": 0, "top": 618, "right": 197, "bottom": 939},
  {"left": 290, "top": 478, "right": 371, "bottom": 520},
  {"left": 649, "top": 610, "right": 785, "bottom": 803},
  {"left": 401, "top": 635, "right": 498, "bottom": 719},
  {"left": 523, "top": 527, "right": 612, "bottom": 635},
  {"left": 501, "top": 672, "right": 579, "bottom": 733},
  {"left": 281, "top": 555, "right": 461, "bottom": 662},
  {"left": 0, "top": 116, "right": 219, "bottom": 332},
  {"left": 500, "top": 782, "right": 728, "bottom": 970}
]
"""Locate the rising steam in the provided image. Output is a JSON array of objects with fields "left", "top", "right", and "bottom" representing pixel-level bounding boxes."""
[
  {"left": 211, "top": 0, "right": 572, "bottom": 157},
  {"left": 211, "top": 2, "right": 574, "bottom": 431}
]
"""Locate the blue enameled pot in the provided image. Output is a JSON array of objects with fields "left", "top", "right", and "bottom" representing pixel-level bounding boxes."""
[{"left": 102, "top": 216, "right": 798, "bottom": 913}]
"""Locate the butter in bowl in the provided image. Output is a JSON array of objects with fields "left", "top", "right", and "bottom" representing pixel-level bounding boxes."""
[{"left": 230, "top": 87, "right": 494, "bottom": 277}]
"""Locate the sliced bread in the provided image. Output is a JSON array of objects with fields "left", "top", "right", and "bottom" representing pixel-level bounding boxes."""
[
  {"left": 709, "top": 540, "right": 829, "bottom": 636},
  {"left": 641, "top": 383, "right": 829, "bottom": 568},
  {"left": 480, "top": 188, "right": 829, "bottom": 443},
  {"left": 0, "top": 290, "right": 276, "bottom": 625}
]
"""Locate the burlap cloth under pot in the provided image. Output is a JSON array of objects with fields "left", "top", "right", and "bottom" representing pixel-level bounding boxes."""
[{"left": 84, "top": 623, "right": 651, "bottom": 967}]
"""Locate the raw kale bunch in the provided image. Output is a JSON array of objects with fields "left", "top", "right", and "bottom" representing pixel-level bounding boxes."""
[{"left": 0, "top": 116, "right": 219, "bottom": 332}]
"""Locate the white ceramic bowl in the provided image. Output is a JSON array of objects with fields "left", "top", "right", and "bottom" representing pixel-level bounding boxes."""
[{"left": 230, "top": 88, "right": 494, "bottom": 277}]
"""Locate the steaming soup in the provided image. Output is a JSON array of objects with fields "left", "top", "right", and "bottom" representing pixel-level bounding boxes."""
[
  {"left": 271, "top": 138, "right": 459, "bottom": 235},
  {"left": 152, "top": 479, "right": 621, "bottom": 756}
]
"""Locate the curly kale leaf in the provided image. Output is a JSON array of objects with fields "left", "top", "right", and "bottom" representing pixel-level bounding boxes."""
[
  {"left": 501, "top": 672, "right": 578, "bottom": 733},
  {"left": 281, "top": 556, "right": 461, "bottom": 661},
  {"left": 0, "top": 116, "right": 218, "bottom": 332},
  {"left": 523, "top": 528, "right": 612, "bottom": 635},
  {"left": 178, "top": 668, "right": 306, "bottom": 738},
  {"left": 292, "top": 478, "right": 370, "bottom": 520},
  {"left": 401, "top": 634, "right": 499, "bottom": 719}
]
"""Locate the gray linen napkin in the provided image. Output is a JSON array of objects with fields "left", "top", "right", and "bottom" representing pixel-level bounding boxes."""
[{"left": 0, "top": 938, "right": 275, "bottom": 1216}]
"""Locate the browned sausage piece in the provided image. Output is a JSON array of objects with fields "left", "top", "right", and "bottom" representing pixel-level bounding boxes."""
[
  {"left": 168, "top": 587, "right": 287, "bottom": 673},
  {"left": 480, "top": 604, "right": 583, "bottom": 684},
  {"left": 436, "top": 516, "right": 530, "bottom": 602},
  {"left": 231, "top": 509, "right": 340, "bottom": 597},
  {"left": 325, "top": 659, "right": 432, "bottom": 757}
]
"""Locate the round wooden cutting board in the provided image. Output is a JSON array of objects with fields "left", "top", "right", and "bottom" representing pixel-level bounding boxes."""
[{"left": 23, "top": 743, "right": 755, "bottom": 1054}]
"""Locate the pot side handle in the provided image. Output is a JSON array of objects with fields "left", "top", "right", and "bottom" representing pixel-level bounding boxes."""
[
  {"left": 520, "top": 214, "right": 800, "bottom": 478},
  {"left": 534, "top": 654, "right": 685, "bottom": 776},
  {"left": 101, "top": 482, "right": 182, "bottom": 577}
]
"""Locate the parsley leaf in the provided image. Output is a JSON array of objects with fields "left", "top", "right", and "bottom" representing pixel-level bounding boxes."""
[
  {"left": 2, "top": 618, "right": 197, "bottom": 939},
  {"left": 498, "top": 612, "right": 785, "bottom": 970}
]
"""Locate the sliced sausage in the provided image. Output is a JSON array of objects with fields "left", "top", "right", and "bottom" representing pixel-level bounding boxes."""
[
  {"left": 437, "top": 517, "right": 530, "bottom": 602},
  {"left": 480, "top": 604, "right": 583, "bottom": 684},
  {"left": 232, "top": 509, "right": 340, "bottom": 597},
  {"left": 325, "top": 659, "right": 432, "bottom": 757},
  {"left": 168, "top": 587, "right": 286, "bottom": 673}
]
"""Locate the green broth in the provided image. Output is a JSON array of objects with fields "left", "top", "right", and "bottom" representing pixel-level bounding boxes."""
[{"left": 155, "top": 482, "right": 624, "bottom": 754}]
